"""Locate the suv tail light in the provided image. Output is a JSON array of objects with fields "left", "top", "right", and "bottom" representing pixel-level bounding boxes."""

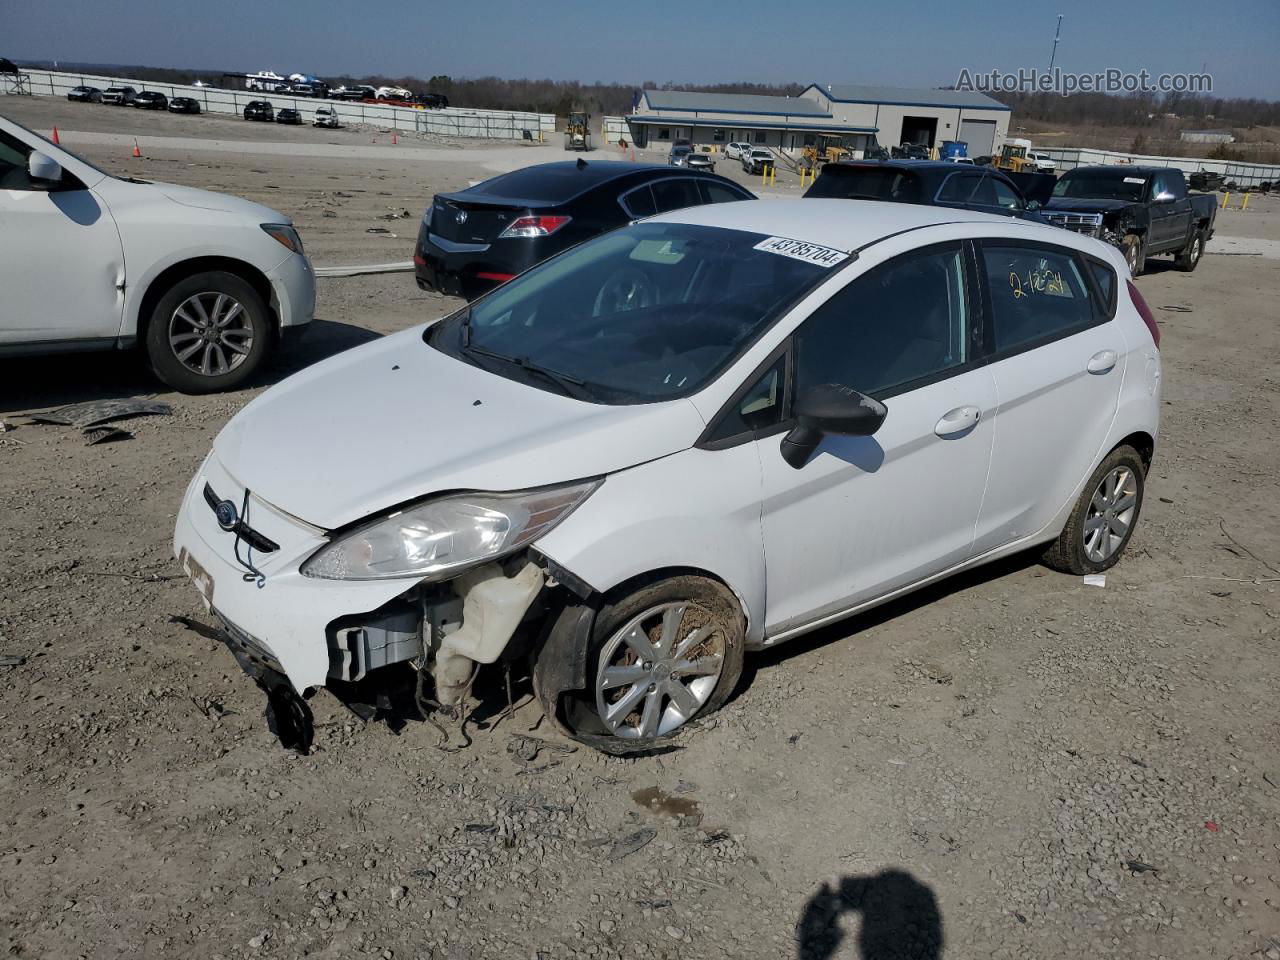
[
  {"left": 499, "top": 215, "right": 571, "bottom": 239},
  {"left": 1126, "top": 279, "right": 1160, "bottom": 349}
]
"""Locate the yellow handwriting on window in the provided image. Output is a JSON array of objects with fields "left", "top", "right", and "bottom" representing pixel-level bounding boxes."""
[{"left": 1009, "top": 267, "right": 1066, "bottom": 299}]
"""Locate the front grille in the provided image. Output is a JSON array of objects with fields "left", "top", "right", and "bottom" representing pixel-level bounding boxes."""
[{"left": 1043, "top": 212, "right": 1104, "bottom": 237}]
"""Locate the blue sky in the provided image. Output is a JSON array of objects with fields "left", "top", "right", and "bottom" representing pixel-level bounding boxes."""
[{"left": 8, "top": 0, "right": 1279, "bottom": 99}]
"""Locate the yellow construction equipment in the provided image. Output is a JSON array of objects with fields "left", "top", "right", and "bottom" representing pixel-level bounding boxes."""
[
  {"left": 995, "top": 138, "right": 1037, "bottom": 174},
  {"left": 801, "top": 135, "right": 857, "bottom": 171},
  {"left": 564, "top": 112, "right": 592, "bottom": 152}
]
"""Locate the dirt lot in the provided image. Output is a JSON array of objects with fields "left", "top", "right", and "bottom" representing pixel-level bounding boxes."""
[{"left": 2, "top": 96, "right": 1280, "bottom": 960}]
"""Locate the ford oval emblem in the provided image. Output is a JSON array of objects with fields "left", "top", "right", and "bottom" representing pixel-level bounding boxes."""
[
  {"left": 455, "top": 210, "right": 468, "bottom": 224},
  {"left": 214, "top": 500, "right": 238, "bottom": 532}
]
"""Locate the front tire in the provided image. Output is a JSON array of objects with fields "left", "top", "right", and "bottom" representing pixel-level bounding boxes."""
[
  {"left": 1122, "top": 233, "right": 1146, "bottom": 276},
  {"left": 145, "top": 271, "right": 272, "bottom": 394},
  {"left": 1042, "top": 445, "right": 1146, "bottom": 575},
  {"left": 541, "top": 575, "right": 745, "bottom": 747}
]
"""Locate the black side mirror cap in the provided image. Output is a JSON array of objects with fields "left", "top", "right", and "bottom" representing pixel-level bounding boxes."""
[
  {"left": 1026, "top": 199, "right": 1042, "bottom": 211},
  {"left": 780, "top": 383, "right": 887, "bottom": 469}
]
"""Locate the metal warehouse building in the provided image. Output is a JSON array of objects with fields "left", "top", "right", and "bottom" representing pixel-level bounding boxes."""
[{"left": 627, "top": 84, "right": 1010, "bottom": 159}]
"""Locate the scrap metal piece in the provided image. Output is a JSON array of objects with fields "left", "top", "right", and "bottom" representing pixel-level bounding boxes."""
[
  {"left": 31, "top": 398, "right": 172, "bottom": 429},
  {"left": 83, "top": 425, "right": 132, "bottom": 445}
]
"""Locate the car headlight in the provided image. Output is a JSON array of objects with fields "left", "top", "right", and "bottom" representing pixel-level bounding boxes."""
[
  {"left": 300, "top": 480, "right": 601, "bottom": 581},
  {"left": 261, "top": 223, "right": 304, "bottom": 256}
]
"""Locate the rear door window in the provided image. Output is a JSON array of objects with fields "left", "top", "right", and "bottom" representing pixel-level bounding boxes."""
[
  {"left": 651, "top": 178, "right": 703, "bottom": 214},
  {"left": 700, "top": 181, "right": 751, "bottom": 204},
  {"left": 981, "top": 244, "right": 1099, "bottom": 354},
  {"left": 620, "top": 184, "right": 656, "bottom": 218}
]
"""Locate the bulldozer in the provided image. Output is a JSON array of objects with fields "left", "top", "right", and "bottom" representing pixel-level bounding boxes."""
[
  {"left": 564, "top": 112, "right": 592, "bottom": 151},
  {"left": 995, "top": 138, "right": 1037, "bottom": 174},
  {"left": 801, "top": 134, "right": 857, "bottom": 171}
]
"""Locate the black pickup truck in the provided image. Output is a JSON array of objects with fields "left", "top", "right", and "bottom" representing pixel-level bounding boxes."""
[{"left": 1042, "top": 166, "right": 1216, "bottom": 275}]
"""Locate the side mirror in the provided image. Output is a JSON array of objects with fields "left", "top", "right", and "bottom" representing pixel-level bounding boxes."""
[
  {"left": 28, "top": 152, "right": 63, "bottom": 184},
  {"left": 1026, "top": 199, "right": 1042, "bottom": 211},
  {"left": 780, "top": 383, "right": 887, "bottom": 469}
]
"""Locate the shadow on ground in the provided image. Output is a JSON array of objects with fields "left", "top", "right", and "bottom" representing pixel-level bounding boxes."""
[
  {"left": 796, "top": 869, "right": 944, "bottom": 959},
  {"left": 0, "top": 319, "right": 381, "bottom": 414}
]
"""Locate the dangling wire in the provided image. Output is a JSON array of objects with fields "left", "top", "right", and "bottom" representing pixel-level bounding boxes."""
[{"left": 232, "top": 488, "right": 267, "bottom": 588}]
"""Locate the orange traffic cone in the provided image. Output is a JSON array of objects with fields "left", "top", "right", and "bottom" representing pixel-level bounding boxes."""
[
  {"left": 630, "top": 149, "right": 635, "bottom": 162},
  {"left": 131, "top": 138, "right": 141, "bottom": 158},
  {"left": 51, "top": 126, "right": 60, "bottom": 145},
  {"left": 392, "top": 131, "right": 398, "bottom": 145}
]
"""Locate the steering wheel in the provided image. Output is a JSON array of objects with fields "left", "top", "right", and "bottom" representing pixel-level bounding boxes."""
[{"left": 593, "top": 268, "right": 655, "bottom": 316}]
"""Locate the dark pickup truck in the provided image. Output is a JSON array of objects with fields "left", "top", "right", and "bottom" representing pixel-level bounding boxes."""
[{"left": 1043, "top": 165, "right": 1216, "bottom": 275}]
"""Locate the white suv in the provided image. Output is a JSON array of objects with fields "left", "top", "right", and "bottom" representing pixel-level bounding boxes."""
[
  {"left": 0, "top": 115, "right": 314, "bottom": 393},
  {"left": 175, "top": 199, "right": 1160, "bottom": 752},
  {"left": 313, "top": 106, "right": 341, "bottom": 128}
]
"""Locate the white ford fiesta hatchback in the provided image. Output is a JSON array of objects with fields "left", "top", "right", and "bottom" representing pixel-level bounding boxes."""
[{"left": 174, "top": 199, "right": 1161, "bottom": 752}]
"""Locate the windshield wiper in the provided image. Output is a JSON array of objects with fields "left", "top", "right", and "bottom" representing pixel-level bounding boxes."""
[{"left": 461, "top": 342, "right": 592, "bottom": 400}]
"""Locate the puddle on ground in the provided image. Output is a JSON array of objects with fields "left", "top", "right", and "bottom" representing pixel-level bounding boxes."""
[{"left": 632, "top": 785, "right": 701, "bottom": 819}]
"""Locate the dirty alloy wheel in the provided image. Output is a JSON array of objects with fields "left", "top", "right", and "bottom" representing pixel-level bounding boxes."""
[
  {"left": 1122, "top": 233, "right": 1146, "bottom": 277},
  {"left": 1176, "top": 229, "right": 1204, "bottom": 273},
  {"left": 550, "top": 576, "right": 745, "bottom": 745},
  {"left": 1042, "top": 445, "right": 1146, "bottom": 575},
  {"left": 145, "top": 271, "right": 272, "bottom": 394}
]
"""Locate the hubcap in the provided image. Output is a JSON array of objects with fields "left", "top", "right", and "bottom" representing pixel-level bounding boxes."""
[
  {"left": 168, "top": 292, "right": 253, "bottom": 377},
  {"left": 594, "top": 601, "right": 725, "bottom": 739},
  {"left": 1083, "top": 466, "right": 1139, "bottom": 562}
]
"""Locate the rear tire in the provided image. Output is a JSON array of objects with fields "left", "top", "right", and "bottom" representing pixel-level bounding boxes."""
[
  {"left": 1042, "top": 445, "right": 1147, "bottom": 575},
  {"left": 1122, "top": 233, "right": 1146, "bottom": 276},
  {"left": 540, "top": 575, "right": 746, "bottom": 748},
  {"left": 1175, "top": 228, "right": 1205, "bottom": 272},
  {"left": 145, "top": 271, "right": 272, "bottom": 394}
]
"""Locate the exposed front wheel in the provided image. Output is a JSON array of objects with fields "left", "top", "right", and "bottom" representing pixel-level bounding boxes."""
[
  {"left": 539, "top": 576, "right": 745, "bottom": 747},
  {"left": 145, "top": 271, "right": 272, "bottom": 394},
  {"left": 1042, "top": 445, "right": 1147, "bottom": 575},
  {"left": 1122, "top": 233, "right": 1146, "bottom": 276}
]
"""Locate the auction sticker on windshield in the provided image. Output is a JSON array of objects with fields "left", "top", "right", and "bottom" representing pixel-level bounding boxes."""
[{"left": 753, "top": 236, "right": 848, "bottom": 268}]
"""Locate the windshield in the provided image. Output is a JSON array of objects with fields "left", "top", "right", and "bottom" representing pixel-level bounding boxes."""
[
  {"left": 428, "top": 222, "right": 840, "bottom": 404},
  {"left": 805, "top": 166, "right": 922, "bottom": 202},
  {"left": 1053, "top": 173, "right": 1147, "bottom": 202}
]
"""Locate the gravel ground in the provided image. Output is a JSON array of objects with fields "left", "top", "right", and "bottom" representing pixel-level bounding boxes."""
[{"left": 2, "top": 96, "right": 1280, "bottom": 960}]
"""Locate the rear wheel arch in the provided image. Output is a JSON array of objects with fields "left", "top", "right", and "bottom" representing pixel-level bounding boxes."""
[
  {"left": 135, "top": 256, "right": 278, "bottom": 346},
  {"left": 1113, "top": 431, "right": 1155, "bottom": 471}
]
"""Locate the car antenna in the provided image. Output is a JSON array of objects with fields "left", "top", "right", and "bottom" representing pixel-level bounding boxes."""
[{"left": 576, "top": 157, "right": 588, "bottom": 169}]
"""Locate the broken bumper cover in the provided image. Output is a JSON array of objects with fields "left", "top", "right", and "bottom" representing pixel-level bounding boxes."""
[{"left": 172, "top": 455, "right": 422, "bottom": 696}]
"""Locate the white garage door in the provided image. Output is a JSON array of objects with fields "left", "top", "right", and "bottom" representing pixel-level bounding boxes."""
[{"left": 958, "top": 119, "right": 997, "bottom": 158}]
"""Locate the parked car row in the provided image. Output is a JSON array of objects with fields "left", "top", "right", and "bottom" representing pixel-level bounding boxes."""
[
  {"left": 69, "top": 85, "right": 204, "bottom": 114},
  {"left": 243, "top": 100, "right": 341, "bottom": 127}
]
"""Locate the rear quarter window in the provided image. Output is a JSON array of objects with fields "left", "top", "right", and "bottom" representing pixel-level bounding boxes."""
[{"left": 981, "top": 243, "right": 1099, "bottom": 354}]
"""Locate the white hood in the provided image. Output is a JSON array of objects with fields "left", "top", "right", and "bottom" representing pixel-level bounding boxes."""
[
  {"left": 213, "top": 326, "right": 707, "bottom": 529},
  {"left": 156, "top": 182, "right": 284, "bottom": 220}
]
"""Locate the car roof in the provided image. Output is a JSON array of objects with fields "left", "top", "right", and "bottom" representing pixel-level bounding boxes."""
[
  {"left": 445, "top": 161, "right": 731, "bottom": 206},
  {"left": 651, "top": 198, "right": 1075, "bottom": 251},
  {"left": 1064, "top": 165, "right": 1162, "bottom": 175}
]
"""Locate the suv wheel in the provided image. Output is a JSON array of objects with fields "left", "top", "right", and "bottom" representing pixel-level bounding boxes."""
[
  {"left": 145, "top": 271, "right": 272, "bottom": 394},
  {"left": 1042, "top": 445, "right": 1146, "bottom": 575},
  {"left": 537, "top": 575, "right": 745, "bottom": 747}
]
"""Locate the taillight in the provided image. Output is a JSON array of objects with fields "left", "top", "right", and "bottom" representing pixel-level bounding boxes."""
[
  {"left": 499, "top": 215, "right": 571, "bottom": 239},
  {"left": 1126, "top": 279, "right": 1160, "bottom": 349}
]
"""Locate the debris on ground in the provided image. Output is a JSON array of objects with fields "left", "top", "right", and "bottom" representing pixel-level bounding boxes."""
[
  {"left": 0, "top": 654, "right": 26, "bottom": 667},
  {"left": 83, "top": 425, "right": 132, "bottom": 445},
  {"left": 29, "top": 398, "right": 172, "bottom": 429}
]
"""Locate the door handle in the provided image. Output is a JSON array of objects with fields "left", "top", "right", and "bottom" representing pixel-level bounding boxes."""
[
  {"left": 1087, "top": 349, "right": 1118, "bottom": 374},
  {"left": 934, "top": 405, "right": 981, "bottom": 438}
]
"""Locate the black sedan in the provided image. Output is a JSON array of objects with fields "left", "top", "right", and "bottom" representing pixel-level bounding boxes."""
[
  {"left": 169, "top": 96, "right": 201, "bottom": 114},
  {"left": 415, "top": 161, "right": 755, "bottom": 300},
  {"left": 243, "top": 100, "right": 274, "bottom": 121},
  {"left": 276, "top": 108, "right": 303, "bottom": 125},
  {"left": 67, "top": 85, "right": 102, "bottom": 103},
  {"left": 804, "top": 160, "right": 1049, "bottom": 223},
  {"left": 133, "top": 91, "right": 168, "bottom": 110}
]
